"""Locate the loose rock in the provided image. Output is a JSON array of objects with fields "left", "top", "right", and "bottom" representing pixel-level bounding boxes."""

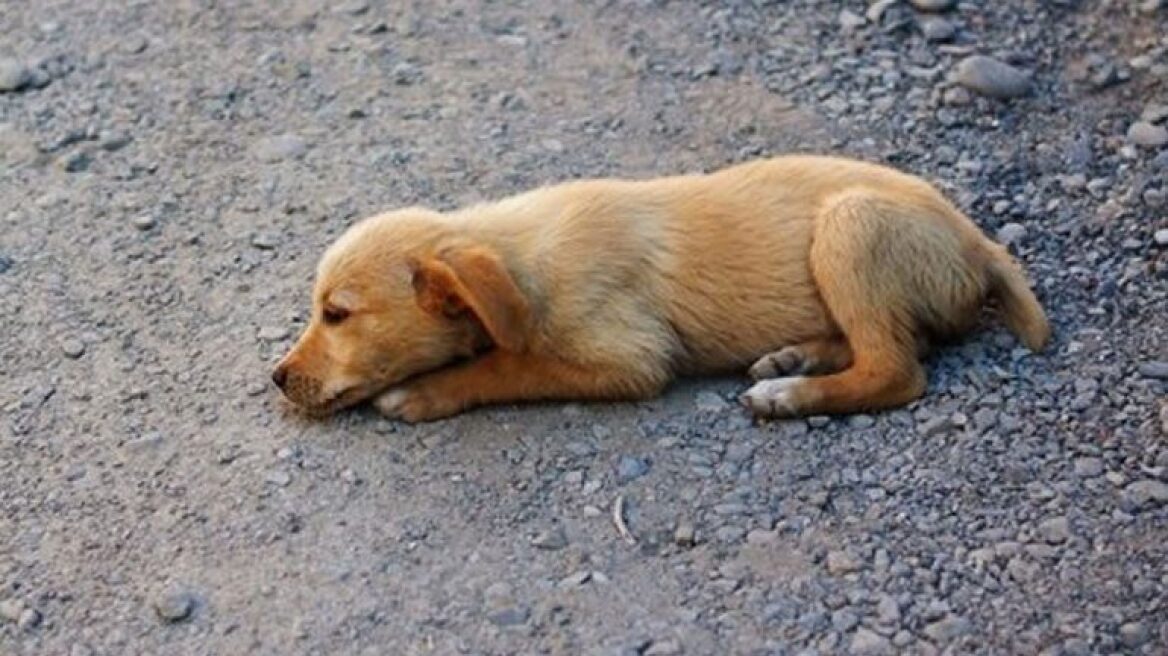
[
  {"left": 954, "top": 56, "right": 1032, "bottom": 99},
  {"left": 616, "top": 455, "right": 650, "bottom": 483},
  {"left": 1127, "top": 121, "right": 1168, "bottom": 148},
  {"left": 0, "top": 59, "right": 31, "bottom": 92},
  {"left": 1138, "top": 361, "right": 1168, "bottom": 379},
  {"left": 909, "top": 0, "right": 956, "bottom": 11},
  {"left": 923, "top": 615, "right": 971, "bottom": 643},
  {"left": 254, "top": 134, "right": 308, "bottom": 162},
  {"left": 154, "top": 590, "right": 195, "bottom": 623},
  {"left": 62, "top": 338, "right": 86, "bottom": 359},
  {"left": 826, "top": 550, "right": 862, "bottom": 575},
  {"left": 531, "top": 525, "right": 568, "bottom": 550},
  {"left": 851, "top": 627, "right": 893, "bottom": 656},
  {"left": 1122, "top": 479, "right": 1168, "bottom": 510}
]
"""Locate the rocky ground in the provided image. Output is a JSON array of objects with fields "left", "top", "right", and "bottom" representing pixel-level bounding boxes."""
[{"left": 2, "top": 0, "right": 1167, "bottom": 654}]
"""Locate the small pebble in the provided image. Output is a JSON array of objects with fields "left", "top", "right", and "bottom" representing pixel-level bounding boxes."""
[
  {"left": 996, "top": 222, "right": 1027, "bottom": 247},
  {"left": 954, "top": 56, "right": 1032, "bottom": 99},
  {"left": 154, "top": 590, "right": 195, "bottom": 623},
  {"left": 132, "top": 214, "right": 157, "bottom": 231},
  {"left": 851, "top": 627, "right": 893, "bottom": 655},
  {"left": 0, "top": 598, "right": 25, "bottom": 622},
  {"left": 919, "top": 17, "right": 955, "bottom": 42},
  {"left": 826, "top": 550, "right": 862, "bottom": 575},
  {"left": 1138, "top": 361, "right": 1168, "bottom": 379},
  {"left": 1073, "top": 457, "right": 1104, "bottom": 478},
  {"left": 0, "top": 59, "right": 31, "bottom": 92},
  {"left": 62, "top": 338, "right": 86, "bottom": 359},
  {"left": 254, "top": 134, "right": 308, "bottom": 162},
  {"left": 1119, "top": 621, "right": 1149, "bottom": 648},
  {"left": 616, "top": 455, "right": 650, "bottom": 483},
  {"left": 1037, "top": 516, "right": 1071, "bottom": 544},
  {"left": 251, "top": 232, "right": 278, "bottom": 250},
  {"left": 674, "top": 519, "right": 696, "bottom": 547},
  {"left": 923, "top": 615, "right": 971, "bottom": 642},
  {"left": 909, "top": 0, "right": 956, "bottom": 11},
  {"left": 531, "top": 525, "right": 568, "bottom": 550},
  {"left": 258, "top": 326, "right": 290, "bottom": 341},
  {"left": 1128, "top": 121, "right": 1168, "bottom": 148},
  {"left": 487, "top": 606, "right": 529, "bottom": 627}
]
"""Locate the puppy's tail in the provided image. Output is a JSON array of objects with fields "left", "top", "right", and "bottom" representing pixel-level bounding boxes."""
[{"left": 985, "top": 245, "right": 1050, "bottom": 352}]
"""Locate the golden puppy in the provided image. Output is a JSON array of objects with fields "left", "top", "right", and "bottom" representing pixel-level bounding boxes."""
[{"left": 272, "top": 155, "right": 1049, "bottom": 422}]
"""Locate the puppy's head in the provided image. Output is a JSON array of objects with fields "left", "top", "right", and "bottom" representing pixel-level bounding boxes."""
[{"left": 272, "top": 208, "right": 530, "bottom": 414}]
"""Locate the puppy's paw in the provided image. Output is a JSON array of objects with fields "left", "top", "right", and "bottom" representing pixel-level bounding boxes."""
[
  {"left": 748, "top": 347, "right": 809, "bottom": 381},
  {"left": 373, "top": 386, "right": 455, "bottom": 423},
  {"left": 739, "top": 376, "right": 808, "bottom": 418}
]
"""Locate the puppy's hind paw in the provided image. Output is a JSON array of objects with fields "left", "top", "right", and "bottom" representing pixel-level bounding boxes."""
[
  {"left": 748, "top": 347, "right": 808, "bottom": 381},
  {"left": 739, "top": 376, "right": 807, "bottom": 418},
  {"left": 374, "top": 388, "right": 411, "bottom": 419}
]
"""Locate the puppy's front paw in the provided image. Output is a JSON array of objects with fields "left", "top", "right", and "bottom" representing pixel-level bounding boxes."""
[
  {"left": 373, "top": 387, "right": 455, "bottom": 423},
  {"left": 748, "top": 347, "right": 809, "bottom": 381},
  {"left": 739, "top": 376, "right": 808, "bottom": 418}
]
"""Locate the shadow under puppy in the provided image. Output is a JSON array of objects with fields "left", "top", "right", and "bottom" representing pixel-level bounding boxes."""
[{"left": 272, "top": 155, "right": 1049, "bottom": 423}]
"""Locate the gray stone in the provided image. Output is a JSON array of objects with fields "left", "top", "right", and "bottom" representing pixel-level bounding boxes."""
[
  {"left": 255, "top": 134, "right": 308, "bottom": 162},
  {"left": 1128, "top": 121, "right": 1168, "bottom": 148},
  {"left": 154, "top": 590, "right": 195, "bottom": 623},
  {"left": 531, "top": 525, "right": 568, "bottom": 550},
  {"left": 876, "top": 594, "right": 901, "bottom": 625},
  {"left": 265, "top": 469, "right": 292, "bottom": 487},
  {"left": 644, "top": 639, "right": 682, "bottom": 656},
  {"left": 674, "top": 520, "right": 696, "bottom": 547},
  {"left": 1037, "top": 516, "right": 1071, "bottom": 544},
  {"left": 0, "top": 59, "right": 31, "bottom": 92},
  {"left": 832, "top": 609, "right": 859, "bottom": 632},
  {"left": 17, "top": 608, "right": 41, "bottom": 630},
  {"left": 826, "top": 550, "right": 862, "bottom": 575},
  {"left": 616, "top": 455, "right": 650, "bottom": 483},
  {"left": 487, "top": 605, "right": 529, "bottom": 627},
  {"left": 258, "top": 326, "right": 290, "bottom": 341},
  {"left": 839, "top": 9, "right": 867, "bottom": 33},
  {"left": 1153, "top": 229, "right": 1168, "bottom": 246},
  {"left": 0, "top": 598, "right": 25, "bottom": 622},
  {"left": 909, "top": 0, "right": 956, "bottom": 11},
  {"left": 1123, "top": 479, "right": 1168, "bottom": 509},
  {"left": 1073, "top": 457, "right": 1104, "bottom": 478},
  {"left": 919, "top": 17, "right": 955, "bottom": 42},
  {"left": 954, "top": 56, "right": 1032, "bottom": 99},
  {"left": 715, "top": 525, "right": 745, "bottom": 544},
  {"left": 850, "top": 627, "right": 893, "bottom": 656},
  {"left": 1119, "top": 621, "right": 1149, "bottom": 648},
  {"left": 996, "top": 222, "right": 1027, "bottom": 247},
  {"left": 62, "top": 338, "right": 86, "bottom": 359},
  {"left": 132, "top": 214, "right": 157, "bottom": 231},
  {"left": 923, "top": 615, "right": 971, "bottom": 642},
  {"left": 251, "top": 232, "right": 278, "bottom": 250},
  {"left": 1138, "top": 361, "right": 1168, "bottom": 379},
  {"left": 695, "top": 390, "right": 727, "bottom": 412}
]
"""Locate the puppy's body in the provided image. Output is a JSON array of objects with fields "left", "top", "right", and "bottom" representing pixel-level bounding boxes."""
[{"left": 274, "top": 156, "right": 1049, "bottom": 421}]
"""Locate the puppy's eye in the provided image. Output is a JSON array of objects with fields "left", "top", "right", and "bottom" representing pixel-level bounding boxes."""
[{"left": 322, "top": 306, "right": 350, "bottom": 325}]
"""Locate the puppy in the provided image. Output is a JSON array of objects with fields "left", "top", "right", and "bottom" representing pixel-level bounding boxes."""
[{"left": 272, "top": 155, "right": 1049, "bottom": 422}]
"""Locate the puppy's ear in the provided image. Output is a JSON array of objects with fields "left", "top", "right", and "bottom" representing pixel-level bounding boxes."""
[{"left": 409, "top": 247, "right": 531, "bottom": 352}]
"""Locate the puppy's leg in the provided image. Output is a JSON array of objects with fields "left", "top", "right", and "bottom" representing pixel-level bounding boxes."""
[
  {"left": 748, "top": 338, "right": 853, "bottom": 380},
  {"left": 375, "top": 350, "right": 666, "bottom": 422},
  {"left": 743, "top": 188, "right": 946, "bottom": 417}
]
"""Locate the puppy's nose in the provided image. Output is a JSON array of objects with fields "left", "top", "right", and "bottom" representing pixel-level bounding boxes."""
[{"left": 271, "top": 365, "right": 289, "bottom": 390}]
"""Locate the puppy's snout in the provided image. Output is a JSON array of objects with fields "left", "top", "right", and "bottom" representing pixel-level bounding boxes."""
[{"left": 271, "top": 364, "right": 289, "bottom": 390}]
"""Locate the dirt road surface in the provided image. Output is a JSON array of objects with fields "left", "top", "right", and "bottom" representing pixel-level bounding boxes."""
[{"left": 2, "top": 1, "right": 1166, "bottom": 654}]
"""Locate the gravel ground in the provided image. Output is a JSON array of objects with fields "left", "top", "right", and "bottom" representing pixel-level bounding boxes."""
[{"left": 2, "top": 1, "right": 1167, "bottom": 655}]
